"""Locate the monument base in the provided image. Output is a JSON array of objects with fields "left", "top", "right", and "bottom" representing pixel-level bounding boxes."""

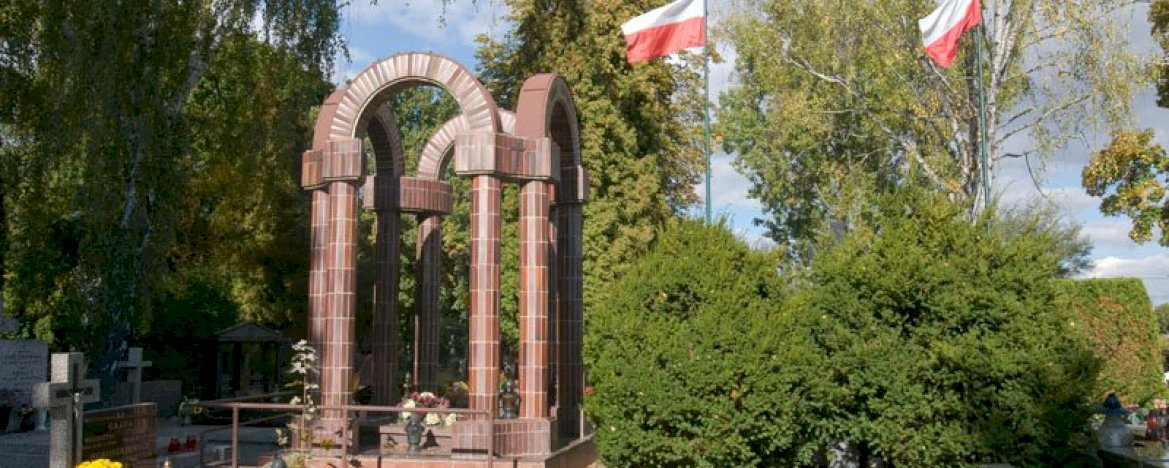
[{"left": 256, "top": 434, "right": 596, "bottom": 468}]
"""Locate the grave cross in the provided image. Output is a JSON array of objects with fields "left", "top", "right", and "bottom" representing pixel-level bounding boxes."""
[
  {"left": 118, "top": 347, "right": 152, "bottom": 404},
  {"left": 33, "top": 352, "right": 100, "bottom": 468}
]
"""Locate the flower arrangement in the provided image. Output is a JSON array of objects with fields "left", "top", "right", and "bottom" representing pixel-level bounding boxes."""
[
  {"left": 398, "top": 391, "right": 457, "bottom": 427},
  {"left": 76, "top": 459, "right": 123, "bottom": 468},
  {"left": 178, "top": 396, "right": 204, "bottom": 419}
]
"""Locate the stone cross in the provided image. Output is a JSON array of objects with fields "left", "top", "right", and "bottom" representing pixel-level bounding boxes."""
[
  {"left": 118, "top": 347, "right": 152, "bottom": 404},
  {"left": 33, "top": 352, "right": 100, "bottom": 468}
]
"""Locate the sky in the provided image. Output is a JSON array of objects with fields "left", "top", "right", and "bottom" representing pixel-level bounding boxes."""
[{"left": 337, "top": 0, "right": 1169, "bottom": 306}]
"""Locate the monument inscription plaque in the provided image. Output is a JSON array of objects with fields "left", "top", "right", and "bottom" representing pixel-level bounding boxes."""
[
  {"left": 82, "top": 403, "right": 157, "bottom": 464},
  {"left": 0, "top": 339, "right": 49, "bottom": 402}
]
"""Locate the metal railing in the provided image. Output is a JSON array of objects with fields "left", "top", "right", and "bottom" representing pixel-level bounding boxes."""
[{"left": 198, "top": 397, "right": 496, "bottom": 468}]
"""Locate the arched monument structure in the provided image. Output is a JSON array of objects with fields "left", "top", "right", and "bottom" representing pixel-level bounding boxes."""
[{"left": 300, "top": 52, "right": 588, "bottom": 458}]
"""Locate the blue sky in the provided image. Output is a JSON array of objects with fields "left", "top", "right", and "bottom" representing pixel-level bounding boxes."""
[{"left": 337, "top": 1, "right": 1169, "bottom": 305}]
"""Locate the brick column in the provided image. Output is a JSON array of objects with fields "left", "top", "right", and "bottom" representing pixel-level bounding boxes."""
[
  {"left": 519, "top": 180, "right": 551, "bottom": 418},
  {"left": 371, "top": 201, "right": 400, "bottom": 404},
  {"left": 556, "top": 202, "right": 583, "bottom": 439},
  {"left": 309, "top": 189, "right": 329, "bottom": 353},
  {"left": 468, "top": 175, "right": 501, "bottom": 418},
  {"left": 547, "top": 189, "right": 559, "bottom": 410},
  {"left": 321, "top": 138, "right": 362, "bottom": 429},
  {"left": 414, "top": 213, "right": 442, "bottom": 392}
]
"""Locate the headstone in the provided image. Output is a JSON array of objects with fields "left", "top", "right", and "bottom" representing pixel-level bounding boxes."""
[
  {"left": 82, "top": 403, "right": 157, "bottom": 464},
  {"left": 0, "top": 339, "right": 49, "bottom": 405},
  {"left": 117, "top": 347, "right": 152, "bottom": 404},
  {"left": 33, "top": 352, "right": 100, "bottom": 468}
]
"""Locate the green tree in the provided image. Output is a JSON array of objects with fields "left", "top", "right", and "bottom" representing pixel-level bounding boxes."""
[
  {"left": 1081, "top": 1, "right": 1169, "bottom": 246},
  {"left": 0, "top": 0, "right": 343, "bottom": 392},
  {"left": 785, "top": 189, "right": 1101, "bottom": 465},
  {"left": 585, "top": 219, "right": 818, "bottom": 466},
  {"left": 476, "top": 0, "right": 705, "bottom": 312},
  {"left": 1082, "top": 130, "right": 1169, "bottom": 245},
  {"left": 720, "top": 0, "right": 1150, "bottom": 259}
]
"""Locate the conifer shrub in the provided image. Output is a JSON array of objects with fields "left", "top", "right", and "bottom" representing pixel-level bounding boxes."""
[
  {"left": 1055, "top": 278, "right": 1162, "bottom": 404},
  {"left": 584, "top": 219, "right": 821, "bottom": 466},
  {"left": 785, "top": 190, "right": 1102, "bottom": 466}
]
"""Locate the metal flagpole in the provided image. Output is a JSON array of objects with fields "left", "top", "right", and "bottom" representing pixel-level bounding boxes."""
[
  {"left": 975, "top": 24, "right": 991, "bottom": 212},
  {"left": 703, "top": 0, "right": 712, "bottom": 224}
]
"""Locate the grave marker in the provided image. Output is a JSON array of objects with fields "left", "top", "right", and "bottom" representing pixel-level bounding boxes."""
[
  {"left": 82, "top": 403, "right": 157, "bottom": 464},
  {"left": 117, "top": 347, "right": 152, "bottom": 404},
  {"left": 0, "top": 339, "right": 49, "bottom": 403},
  {"left": 33, "top": 352, "right": 100, "bottom": 468}
]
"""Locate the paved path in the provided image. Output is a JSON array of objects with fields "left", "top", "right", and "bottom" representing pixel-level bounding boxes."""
[{"left": 0, "top": 419, "right": 280, "bottom": 468}]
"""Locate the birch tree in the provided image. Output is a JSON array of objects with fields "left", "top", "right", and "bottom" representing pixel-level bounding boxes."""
[
  {"left": 0, "top": 0, "right": 343, "bottom": 391},
  {"left": 720, "top": 0, "right": 1151, "bottom": 258},
  {"left": 1081, "top": 0, "right": 1169, "bottom": 246}
]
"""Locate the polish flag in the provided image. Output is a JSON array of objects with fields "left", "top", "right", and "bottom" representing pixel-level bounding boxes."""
[
  {"left": 621, "top": 0, "right": 706, "bottom": 64},
  {"left": 918, "top": 0, "right": 982, "bottom": 68}
]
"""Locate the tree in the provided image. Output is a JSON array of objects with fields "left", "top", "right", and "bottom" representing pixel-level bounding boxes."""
[
  {"left": 0, "top": 0, "right": 344, "bottom": 393},
  {"left": 784, "top": 189, "right": 1101, "bottom": 466},
  {"left": 719, "top": 0, "right": 1150, "bottom": 259},
  {"left": 584, "top": 218, "right": 818, "bottom": 466},
  {"left": 476, "top": 0, "right": 705, "bottom": 312},
  {"left": 1081, "top": 2, "right": 1169, "bottom": 246},
  {"left": 1082, "top": 130, "right": 1169, "bottom": 245}
]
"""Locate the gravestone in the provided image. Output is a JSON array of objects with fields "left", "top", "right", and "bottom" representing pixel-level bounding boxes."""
[
  {"left": 0, "top": 339, "right": 49, "bottom": 404},
  {"left": 82, "top": 403, "right": 157, "bottom": 464},
  {"left": 117, "top": 347, "right": 151, "bottom": 404},
  {"left": 33, "top": 352, "right": 100, "bottom": 468}
]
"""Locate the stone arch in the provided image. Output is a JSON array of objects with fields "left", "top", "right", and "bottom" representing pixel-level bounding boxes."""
[
  {"left": 361, "top": 105, "right": 406, "bottom": 176},
  {"left": 516, "top": 74, "right": 580, "bottom": 170},
  {"left": 417, "top": 111, "right": 516, "bottom": 180},
  {"left": 329, "top": 52, "right": 501, "bottom": 140}
]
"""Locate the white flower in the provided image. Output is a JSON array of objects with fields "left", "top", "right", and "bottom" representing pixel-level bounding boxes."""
[
  {"left": 443, "top": 413, "right": 458, "bottom": 427},
  {"left": 424, "top": 413, "right": 442, "bottom": 426},
  {"left": 399, "top": 399, "right": 417, "bottom": 422}
]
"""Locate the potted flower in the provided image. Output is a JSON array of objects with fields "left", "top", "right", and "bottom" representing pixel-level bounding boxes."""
[{"left": 382, "top": 391, "right": 458, "bottom": 451}]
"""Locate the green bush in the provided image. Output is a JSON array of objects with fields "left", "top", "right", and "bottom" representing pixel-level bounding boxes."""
[
  {"left": 584, "top": 219, "right": 820, "bottom": 466},
  {"left": 1055, "top": 278, "right": 1162, "bottom": 404},
  {"left": 784, "top": 190, "right": 1102, "bottom": 466}
]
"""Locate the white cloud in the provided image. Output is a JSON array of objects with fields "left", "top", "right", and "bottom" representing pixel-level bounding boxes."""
[
  {"left": 708, "top": 151, "right": 760, "bottom": 211},
  {"left": 1080, "top": 254, "right": 1169, "bottom": 306}
]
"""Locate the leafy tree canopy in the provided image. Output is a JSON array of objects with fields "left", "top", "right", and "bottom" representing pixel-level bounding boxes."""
[
  {"left": 0, "top": 0, "right": 344, "bottom": 391},
  {"left": 477, "top": 0, "right": 705, "bottom": 312},
  {"left": 1082, "top": 2, "right": 1169, "bottom": 246},
  {"left": 720, "top": 0, "right": 1151, "bottom": 259}
]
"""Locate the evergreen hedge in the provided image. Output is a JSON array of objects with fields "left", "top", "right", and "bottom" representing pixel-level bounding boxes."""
[
  {"left": 782, "top": 191, "right": 1103, "bottom": 466},
  {"left": 1055, "top": 278, "right": 1162, "bottom": 404},
  {"left": 585, "top": 192, "right": 1108, "bottom": 466},
  {"left": 584, "top": 219, "right": 820, "bottom": 466}
]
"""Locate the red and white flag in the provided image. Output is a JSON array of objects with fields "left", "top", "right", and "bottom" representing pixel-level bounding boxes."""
[
  {"left": 621, "top": 0, "right": 706, "bottom": 64},
  {"left": 918, "top": 0, "right": 982, "bottom": 68}
]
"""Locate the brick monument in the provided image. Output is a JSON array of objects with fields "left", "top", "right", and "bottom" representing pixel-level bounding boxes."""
[{"left": 301, "top": 52, "right": 590, "bottom": 462}]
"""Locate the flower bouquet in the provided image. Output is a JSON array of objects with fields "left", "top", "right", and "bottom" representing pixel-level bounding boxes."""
[
  {"left": 177, "top": 396, "right": 204, "bottom": 424},
  {"left": 398, "top": 391, "right": 457, "bottom": 427}
]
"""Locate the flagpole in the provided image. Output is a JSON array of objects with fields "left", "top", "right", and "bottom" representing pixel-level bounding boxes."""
[
  {"left": 702, "top": 0, "right": 712, "bottom": 224},
  {"left": 975, "top": 24, "right": 990, "bottom": 212}
]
